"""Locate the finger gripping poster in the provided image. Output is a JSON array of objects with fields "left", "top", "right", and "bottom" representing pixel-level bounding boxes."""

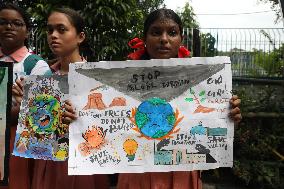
[
  {"left": 13, "top": 75, "right": 69, "bottom": 161},
  {"left": 68, "top": 57, "right": 234, "bottom": 175}
]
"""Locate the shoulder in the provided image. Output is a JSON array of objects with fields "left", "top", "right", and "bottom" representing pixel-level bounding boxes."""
[{"left": 24, "top": 53, "right": 51, "bottom": 75}]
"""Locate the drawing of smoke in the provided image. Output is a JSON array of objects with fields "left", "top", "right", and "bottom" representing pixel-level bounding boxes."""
[{"left": 75, "top": 64, "right": 225, "bottom": 102}]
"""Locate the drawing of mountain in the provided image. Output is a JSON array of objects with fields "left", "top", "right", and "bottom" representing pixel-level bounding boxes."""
[
  {"left": 109, "top": 97, "right": 126, "bottom": 107},
  {"left": 83, "top": 93, "right": 107, "bottom": 110}
]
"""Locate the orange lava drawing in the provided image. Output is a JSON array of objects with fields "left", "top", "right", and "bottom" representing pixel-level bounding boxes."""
[{"left": 193, "top": 105, "right": 215, "bottom": 113}]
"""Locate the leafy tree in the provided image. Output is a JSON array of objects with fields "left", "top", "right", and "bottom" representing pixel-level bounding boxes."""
[
  {"left": 258, "top": 0, "right": 283, "bottom": 23},
  {"left": 176, "top": 2, "right": 199, "bottom": 56},
  {"left": 82, "top": 0, "right": 138, "bottom": 60},
  {"left": 134, "top": 0, "right": 165, "bottom": 38},
  {"left": 82, "top": 0, "right": 165, "bottom": 60},
  {"left": 250, "top": 30, "right": 284, "bottom": 76},
  {"left": 3, "top": 0, "right": 165, "bottom": 61},
  {"left": 177, "top": 2, "right": 199, "bottom": 29},
  {"left": 176, "top": 2, "right": 217, "bottom": 57},
  {"left": 252, "top": 44, "right": 284, "bottom": 76},
  {"left": 200, "top": 33, "right": 217, "bottom": 57}
]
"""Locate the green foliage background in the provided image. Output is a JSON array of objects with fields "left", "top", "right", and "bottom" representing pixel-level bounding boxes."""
[
  {"left": 2, "top": 1, "right": 284, "bottom": 188},
  {"left": 5, "top": 0, "right": 166, "bottom": 61}
]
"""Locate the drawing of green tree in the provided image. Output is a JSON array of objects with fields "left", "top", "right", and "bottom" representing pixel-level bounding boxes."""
[{"left": 185, "top": 88, "right": 206, "bottom": 105}]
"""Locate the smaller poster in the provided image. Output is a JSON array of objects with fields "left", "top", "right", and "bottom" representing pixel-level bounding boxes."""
[
  {"left": 13, "top": 75, "right": 69, "bottom": 161},
  {"left": 0, "top": 62, "right": 12, "bottom": 185}
]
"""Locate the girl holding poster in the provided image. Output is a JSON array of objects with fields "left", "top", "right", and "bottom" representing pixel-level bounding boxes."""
[
  {"left": 0, "top": 3, "right": 50, "bottom": 189},
  {"left": 30, "top": 7, "right": 109, "bottom": 189},
  {"left": 117, "top": 8, "right": 242, "bottom": 189}
]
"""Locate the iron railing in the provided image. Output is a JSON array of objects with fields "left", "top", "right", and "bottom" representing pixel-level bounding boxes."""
[
  {"left": 184, "top": 28, "right": 284, "bottom": 78},
  {"left": 28, "top": 28, "right": 284, "bottom": 78}
]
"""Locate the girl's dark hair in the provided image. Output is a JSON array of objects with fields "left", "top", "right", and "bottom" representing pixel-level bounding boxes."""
[
  {"left": 0, "top": 3, "right": 31, "bottom": 30},
  {"left": 143, "top": 8, "right": 183, "bottom": 37},
  {"left": 50, "top": 7, "right": 84, "bottom": 34},
  {"left": 58, "top": 137, "right": 68, "bottom": 144}
]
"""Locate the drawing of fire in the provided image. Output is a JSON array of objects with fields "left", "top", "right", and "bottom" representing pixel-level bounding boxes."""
[{"left": 78, "top": 125, "right": 107, "bottom": 156}]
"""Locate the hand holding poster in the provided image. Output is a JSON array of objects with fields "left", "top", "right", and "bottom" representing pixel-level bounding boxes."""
[
  {"left": 0, "top": 62, "right": 12, "bottom": 185},
  {"left": 68, "top": 57, "right": 234, "bottom": 175}
]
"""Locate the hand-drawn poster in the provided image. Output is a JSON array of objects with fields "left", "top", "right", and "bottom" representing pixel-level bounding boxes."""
[
  {"left": 13, "top": 75, "right": 69, "bottom": 161},
  {"left": 0, "top": 62, "right": 12, "bottom": 185},
  {"left": 68, "top": 57, "right": 234, "bottom": 175}
]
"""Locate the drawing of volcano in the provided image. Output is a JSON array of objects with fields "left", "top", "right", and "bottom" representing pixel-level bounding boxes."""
[
  {"left": 83, "top": 92, "right": 107, "bottom": 110},
  {"left": 109, "top": 97, "right": 126, "bottom": 107},
  {"left": 83, "top": 93, "right": 127, "bottom": 110}
]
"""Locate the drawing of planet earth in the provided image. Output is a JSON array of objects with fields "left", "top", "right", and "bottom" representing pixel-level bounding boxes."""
[
  {"left": 135, "top": 97, "right": 175, "bottom": 139},
  {"left": 0, "top": 68, "right": 5, "bottom": 85},
  {"left": 27, "top": 94, "right": 60, "bottom": 134}
]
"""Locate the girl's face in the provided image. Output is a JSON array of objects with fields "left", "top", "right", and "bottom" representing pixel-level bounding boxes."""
[
  {"left": 145, "top": 18, "right": 182, "bottom": 59},
  {"left": 0, "top": 9, "right": 28, "bottom": 51},
  {"left": 47, "top": 12, "right": 84, "bottom": 57}
]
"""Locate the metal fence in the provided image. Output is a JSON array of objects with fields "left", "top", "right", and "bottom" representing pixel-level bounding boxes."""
[
  {"left": 184, "top": 28, "right": 284, "bottom": 78},
  {"left": 29, "top": 28, "right": 284, "bottom": 78}
]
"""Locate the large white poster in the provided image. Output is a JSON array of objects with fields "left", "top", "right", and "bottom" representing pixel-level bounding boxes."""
[{"left": 68, "top": 57, "right": 234, "bottom": 175}]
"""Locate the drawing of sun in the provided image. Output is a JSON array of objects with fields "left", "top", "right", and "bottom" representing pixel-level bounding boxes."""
[{"left": 130, "top": 97, "right": 183, "bottom": 140}]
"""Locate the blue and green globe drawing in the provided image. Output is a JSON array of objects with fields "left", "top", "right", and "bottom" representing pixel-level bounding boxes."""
[
  {"left": 27, "top": 94, "right": 60, "bottom": 134},
  {"left": 135, "top": 97, "right": 176, "bottom": 139}
]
